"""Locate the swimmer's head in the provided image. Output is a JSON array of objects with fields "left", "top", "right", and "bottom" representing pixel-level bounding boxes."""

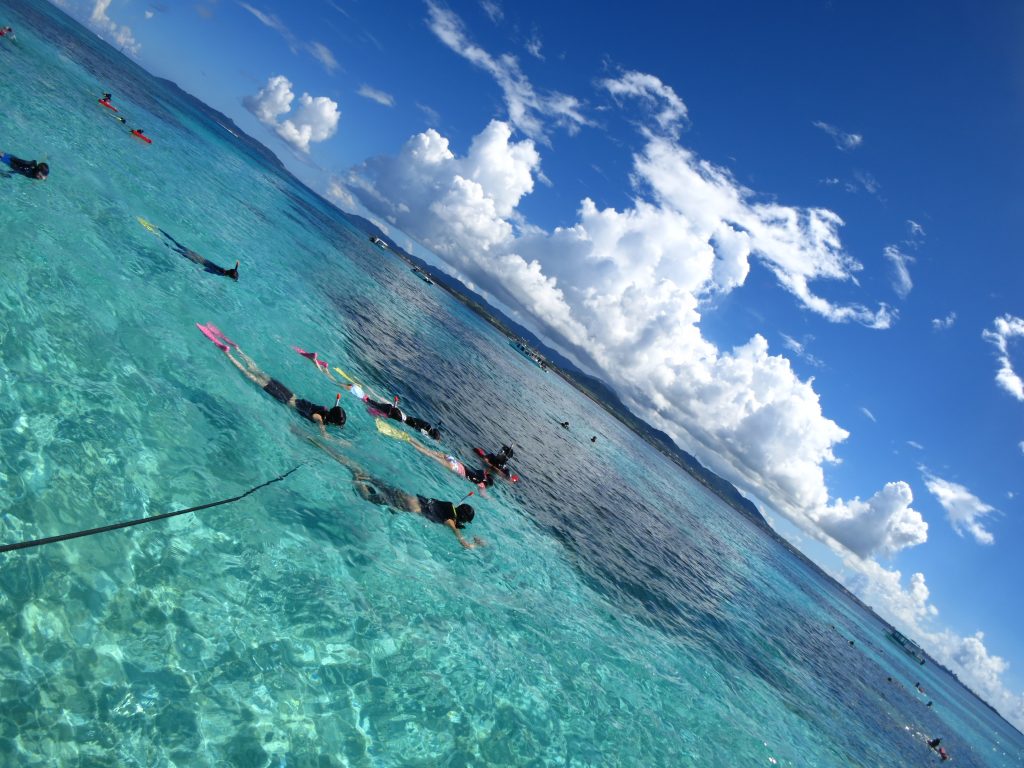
[
  {"left": 326, "top": 405, "right": 346, "bottom": 426},
  {"left": 454, "top": 504, "right": 475, "bottom": 528},
  {"left": 35, "top": 163, "right": 49, "bottom": 180},
  {"left": 427, "top": 426, "right": 441, "bottom": 440},
  {"left": 226, "top": 260, "right": 239, "bottom": 281}
]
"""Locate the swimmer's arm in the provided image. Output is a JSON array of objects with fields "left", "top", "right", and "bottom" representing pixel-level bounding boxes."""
[
  {"left": 444, "top": 520, "right": 484, "bottom": 549},
  {"left": 312, "top": 412, "right": 329, "bottom": 438},
  {"left": 406, "top": 437, "right": 445, "bottom": 464}
]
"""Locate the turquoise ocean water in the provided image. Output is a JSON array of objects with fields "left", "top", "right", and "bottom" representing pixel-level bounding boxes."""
[{"left": 1, "top": 3, "right": 1022, "bottom": 766}]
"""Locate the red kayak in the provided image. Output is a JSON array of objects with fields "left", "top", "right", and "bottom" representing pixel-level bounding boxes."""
[
  {"left": 98, "top": 99, "right": 118, "bottom": 112},
  {"left": 131, "top": 130, "right": 152, "bottom": 144}
]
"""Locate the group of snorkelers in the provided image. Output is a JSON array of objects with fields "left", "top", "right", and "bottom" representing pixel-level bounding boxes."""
[
  {"left": 198, "top": 324, "right": 517, "bottom": 549},
  {"left": 98, "top": 92, "right": 152, "bottom": 143},
  {"left": 3, "top": 89, "right": 152, "bottom": 185}
]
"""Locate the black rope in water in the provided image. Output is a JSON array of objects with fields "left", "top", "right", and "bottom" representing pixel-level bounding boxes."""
[{"left": 0, "top": 464, "right": 303, "bottom": 554}]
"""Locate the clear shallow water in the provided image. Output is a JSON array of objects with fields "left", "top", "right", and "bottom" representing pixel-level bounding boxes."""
[{"left": 1, "top": 3, "right": 1022, "bottom": 766}]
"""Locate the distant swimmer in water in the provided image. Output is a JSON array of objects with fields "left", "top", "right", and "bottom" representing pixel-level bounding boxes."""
[
  {"left": 0, "top": 26, "right": 15, "bottom": 39},
  {"left": 306, "top": 437, "right": 484, "bottom": 549},
  {"left": 143, "top": 219, "right": 239, "bottom": 279},
  {"left": 591, "top": 435, "right": 597, "bottom": 443},
  {"left": 198, "top": 323, "right": 345, "bottom": 436},
  {"left": 364, "top": 395, "right": 441, "bottom": 440},
  {"left": 928, "top": 739, "right": 950, "bottom": 761},
  {"left": 1, "top": 150, "right": 48, "bottom": 180},
  {"left": 929, "top": 739, "right": 949, "bottom": 760},
  {"left": 559, "top": 421, "right": 570, "bottom": 429}
]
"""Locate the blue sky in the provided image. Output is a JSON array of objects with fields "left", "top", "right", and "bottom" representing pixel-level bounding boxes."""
[{"left": 53, "top": 0, "right": 1024, "bottom": 727}]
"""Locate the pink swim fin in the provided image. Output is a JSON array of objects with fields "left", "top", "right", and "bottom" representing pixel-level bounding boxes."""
[
  {"left": 205, "top": 324, "right": 237, "bottom": 348},
  {"left": 197, "top": 323, "right": 227, "bottom": 351},
  {"left": 293, "top": 346, "right": 329, "bottom": 370}
]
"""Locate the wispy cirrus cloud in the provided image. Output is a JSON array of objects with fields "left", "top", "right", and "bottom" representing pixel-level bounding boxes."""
[
  {"left": 813, "top": 120, "right": 863, "bottom": 150},
  {"left": 309, "top": 42, "right": 339, "bottom": 74},
  {"left": 238, "top": 3, "right": 339, "bottom": 74},
  {"left": 480, "top": 0, "right": 503, "bottom": 23},
  {"left": 525, "top": 32, "right": 544, "bottom": 60},
  {"left": 932, "top": 312, "right": 956, "bottom": 330},
  {"left": 883, "top": 245, "right": 914, "bottom": 298},
  {"left": 861, "top": 407, "right": 876, "bottom": 422},
  {"left": 358, "top": 85, "right": 395, "bottom": 107},
  {"left": 601, "top": 70, "right": 688, "bottom": 138},
  {"left": 983, "top": 315, "right": 1024, "bottom": 401},
  {"left": 781, "top": 333, "right": 824, "bottom": 368},
  {"left": 426, "top": 2, "right": 589, "bottom": 142}
]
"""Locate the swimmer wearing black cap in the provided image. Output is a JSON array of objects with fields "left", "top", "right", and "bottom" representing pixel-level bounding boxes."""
[
  {"left": 156, "top": 225, "right": 239, "bottom": 280},
  {"left": 205, "top": 327, "right": 345, "bottom": 437},
  {"left": 1, "top": 150, "right": 48, "bottom": 180},
  {"left": 307, "top": 437, "right": 484, "bottom": 549}
]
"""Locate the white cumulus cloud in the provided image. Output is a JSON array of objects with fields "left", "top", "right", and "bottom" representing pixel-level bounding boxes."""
[
  {"left": 244, "top": 75, "right": 340, "bottom": 152},
  {"left": 815, "top": 482, "right": 927, "bottom": 558},
  {"left": 932, "top": 312, "right": 956, "bottom": 330},
  {"left": 88, "top": 0, "right": 140, "bottom": 56},
  {"left": 983, "top": 314, "right": 1024, "bottom": 401},
  {"left": 923, "top": 472, "right": 997, "bottom": 545}
]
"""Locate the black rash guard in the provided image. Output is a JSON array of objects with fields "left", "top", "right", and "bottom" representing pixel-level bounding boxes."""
[{"left": 416, "top": 496, "right": 457, "bottom": 525}]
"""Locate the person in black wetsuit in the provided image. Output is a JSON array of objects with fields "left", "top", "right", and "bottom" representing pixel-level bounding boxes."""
[
  {"left": 306, "top": 437, "right": 484, "bottom": 549},
  {"left": 1, "top": 150, "right": 48, "bottom": 180},
  {"left": 156, "top": 225, "right": 239, "bottom": 280},
  {"left": 364, "top": 396, "right": 440, "bottom": 440},
  {"left": 488, "top": 444, "right": 514, "bottom": 470},
  {"left": 219, "top": 342, "right": 344, "bottom": 436}
]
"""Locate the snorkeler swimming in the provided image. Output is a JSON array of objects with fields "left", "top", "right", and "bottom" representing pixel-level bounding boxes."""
[
  {"left": 473, "top": 444, "right": 519, "bottom": 482},
  {"left": 141, "top": 219, "right": 239, "bottom": 279},
  {"left": 364, "top": 396, "right": 441, "bottom": 440},
  {"left": 305, "top": 435, "right": 485, "bottom": 550},
  {"left": 1, "top": 150, "right": 48, "bottom": 180},
  {"left": 381, "top": 422, "right": 492, "bottom": 491},
  {"left": 198, "top": 324, "right": 344, "bottom": 436}
]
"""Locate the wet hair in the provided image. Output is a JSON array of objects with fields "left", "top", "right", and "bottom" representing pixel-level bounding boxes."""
[
  {"left": 36, "top": 163, "right": 49, "bottom": 179},
  {"left": 454, "top": 504, "right": 475, "bottom": 528},
  {"left": 427, "top": 426, "right": 441, "bottom": 440},
  {"left": 482, "top": 475, "right": 494, "bottom": 487},
  {"left": 326, "top": 405, "right": 346, "bottom": 426}
]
